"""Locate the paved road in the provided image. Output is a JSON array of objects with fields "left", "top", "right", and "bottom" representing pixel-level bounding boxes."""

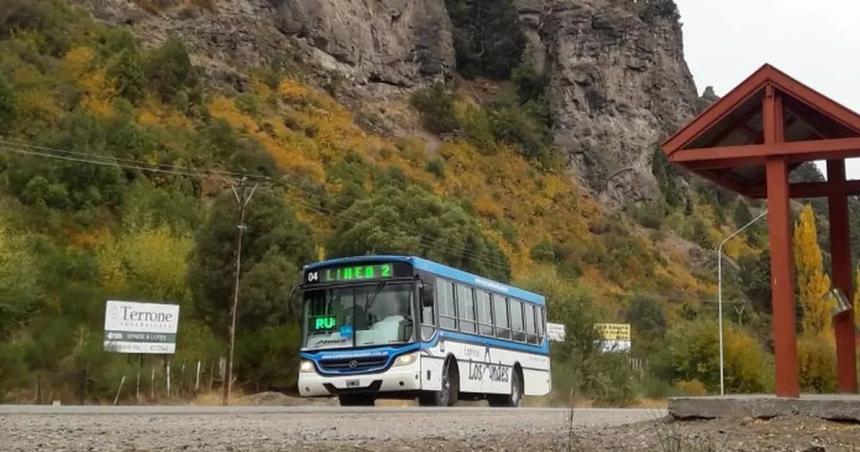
[{"left": 0, "top": 405, "right": 665, "bottom": 451}]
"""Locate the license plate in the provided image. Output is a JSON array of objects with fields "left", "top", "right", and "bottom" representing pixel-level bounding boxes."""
[{"left": 345, "top": 379, "right": 360, "bottom": 388}]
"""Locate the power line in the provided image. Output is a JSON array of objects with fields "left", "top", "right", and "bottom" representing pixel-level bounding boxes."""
[
  {"left": 0, "top": 139, "right": 510, "bottom": 270},
  {"left": 0, "top": 138, "right": 745, "bottom": 305}
]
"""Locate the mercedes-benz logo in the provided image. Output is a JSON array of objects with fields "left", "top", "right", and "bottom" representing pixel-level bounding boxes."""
[{"left": 348, "top": 360, "right": 358, "bottom": 369}]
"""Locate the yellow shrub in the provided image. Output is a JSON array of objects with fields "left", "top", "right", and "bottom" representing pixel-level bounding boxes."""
[
  {"left": 797, "top": 334, "right": 837, "bottom": 393},
  {"left": 724, "top": 326, "right": 768, "bottom": 393},
  {"left": 62, "top": 47, "right": 96, "bottom": 77},
  {"left": 676, "top": 379, "right": 707, "bottom": 396}
]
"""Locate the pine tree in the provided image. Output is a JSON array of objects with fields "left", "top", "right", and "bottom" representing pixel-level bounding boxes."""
[{"left": 793, "top": 204, "right": 833, "bottom": 337}]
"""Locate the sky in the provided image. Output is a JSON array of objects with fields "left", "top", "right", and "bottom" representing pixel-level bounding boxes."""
[{"left": 674, "top": 0, "right": 860, "bottom": 179}]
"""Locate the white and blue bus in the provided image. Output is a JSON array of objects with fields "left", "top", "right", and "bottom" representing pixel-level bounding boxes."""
[{"left": 298, "top": 255, "right": 550, "bottom": 406}]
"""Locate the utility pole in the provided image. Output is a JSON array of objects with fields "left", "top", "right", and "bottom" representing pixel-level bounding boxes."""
[{"left": 222, "top": 177, "right": 258, "bottom": 406}]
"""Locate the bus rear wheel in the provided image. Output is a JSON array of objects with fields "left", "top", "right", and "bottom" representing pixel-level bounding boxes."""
[
  {"left": 488, "top": 367, "right": 522, "bottom": 408},
  {"left": 338, "top": 394, "right": 375, "bottom": 406},
  {"left": 419, "top": 359, "right": 459, "bottom": 407}
]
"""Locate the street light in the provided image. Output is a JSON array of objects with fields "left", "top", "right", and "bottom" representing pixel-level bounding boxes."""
[{"left": 717, "top": 209, "right": 768, "bottom": 396}]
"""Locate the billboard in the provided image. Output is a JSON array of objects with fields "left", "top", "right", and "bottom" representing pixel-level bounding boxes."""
[
  {"left": 103, "top": 300, "right": 180, "bottom": 354},
  {"left": 595, "top": 323, "right": 631, "bottom": 353}
]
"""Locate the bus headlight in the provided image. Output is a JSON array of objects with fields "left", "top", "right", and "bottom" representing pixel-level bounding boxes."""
[
  {"left": 393, "top": 352, "right": 418, "bottom": 367},
  {"left": 299, "top": 360, "right": 315, "bottom": 373}
]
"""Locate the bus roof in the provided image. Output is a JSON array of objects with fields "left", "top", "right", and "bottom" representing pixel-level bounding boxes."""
[{"left": 304, "top": 255, "right": 545, "bottom": 305}]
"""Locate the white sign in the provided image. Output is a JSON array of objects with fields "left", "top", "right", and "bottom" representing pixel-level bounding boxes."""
[
  {"left": 546, "top": 322, "right": 566, "bottom": 342},
  {"left": 103, "top": 300, "right": 180, "bottom": 354}
]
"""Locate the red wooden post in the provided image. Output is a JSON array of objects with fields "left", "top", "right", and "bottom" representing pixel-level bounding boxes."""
[
  {"left": 826, "top": 159, "right": 858, "bottom": 393},
  {"left": 764, "top": 86, "right": 800, "bottom": 397},
  {"left": 766, "top": 156, "right": 800, "bottom": 397}
]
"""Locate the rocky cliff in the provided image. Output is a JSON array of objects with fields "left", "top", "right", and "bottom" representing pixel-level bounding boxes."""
[
  {"left": 518, "top": 0, "right": 699, "bottom": 202},
  {"left": 72, "top": 0, "right": 699, "bottom": 203}
]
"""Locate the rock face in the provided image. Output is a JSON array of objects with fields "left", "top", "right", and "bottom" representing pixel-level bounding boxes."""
[
  {"left": 268, "top": 0, "right": 455, "bottom": 86},
  {"left": 518, "top": 0, "right": 700, "bottom": 202},
  {"left": 71, "top": 0, "right": 454, "bottom": 92},
  {"left": 71, "top": 0, "right": 698, "bottom": 203}
]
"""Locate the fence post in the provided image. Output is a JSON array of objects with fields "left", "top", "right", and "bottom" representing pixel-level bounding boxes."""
[
  {"left": 165, "top": 359, "right": 171, "bottom": 398},
  {"left": 114, "top": 376, "right": 126, "bottom": 406},
  {"left": 195, "top": 361, "right": 201, "bottom": 393},
  {"left": 208, "top": 360, "right": 214, "bottom": 391},
  {"left": 150, "top": 368, "right": 155, "bottom": 400}
]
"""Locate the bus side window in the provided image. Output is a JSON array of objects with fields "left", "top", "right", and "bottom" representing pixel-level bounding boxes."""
[
  {"left": 457, "top": 285, "right": 476, "bottom": 333},
  {"left": 493, "top": 295, "right": 510, "bottom": 339},
  {"left": 438, "top": 280, "right": 457, "bottom": 330},
  {"left": 476, "top": 290, "right": 493, "bottom": 336},
  {"left": 524, "top": 303, "right": 537, "bottom": 344},
  {"left": 535, "top": 306, "right": 545, "bottom": 342},
  {"left": 420, "top": 282, "right": 436, "bottom": 341},
  {"left": 510, "top": 299, "right": 525, "bottom": 342}
]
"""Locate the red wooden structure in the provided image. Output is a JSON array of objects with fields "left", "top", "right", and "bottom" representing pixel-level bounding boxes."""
[{"left": 662, "top": 64, "right": 859, "bottom": 397}]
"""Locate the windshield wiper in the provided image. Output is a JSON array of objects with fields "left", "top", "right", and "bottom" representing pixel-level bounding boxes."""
[{"left": 365, "top": 280, "right": 387, "bottom": 311}]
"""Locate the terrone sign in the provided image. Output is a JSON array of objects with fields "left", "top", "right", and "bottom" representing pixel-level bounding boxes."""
[{"left": 103, "top": 300, "right": 180, "bottom": 354}]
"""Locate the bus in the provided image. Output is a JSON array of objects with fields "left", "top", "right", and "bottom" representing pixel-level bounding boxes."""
[{"left": 297, "top": 255, "right": 550, "bottom": 407}]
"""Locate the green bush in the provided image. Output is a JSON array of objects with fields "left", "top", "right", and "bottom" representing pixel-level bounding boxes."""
[
  {"left": 410, "top": 83, "right": 458, "bottom": 135},
  {"left": 425, "top": 158, "right": 445, "bottom": 179},
  {"left": 655, "top": 319, "right": 769, "bottom": 394},
  {"left": 530, "top": 239, "right": 555, "bottom": 262},
  {"left": 144, "top": 37, "right": 196, "bottom": 102},
  {"left": 236, "top": 323, "right": 302, "bottom": 391},
  {"left": 457, "top": 102, "right": 496, "bottom": 150},
  {"left": 488, "top": 88, "right": 554, "bottom": 166}
]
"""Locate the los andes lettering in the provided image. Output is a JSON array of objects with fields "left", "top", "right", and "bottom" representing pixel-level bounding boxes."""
[{"left": 467, "top": 363, "right": 509, "bottom": 382}]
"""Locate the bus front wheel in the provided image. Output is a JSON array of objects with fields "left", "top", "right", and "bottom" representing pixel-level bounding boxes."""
[
  {"left": 419, "top": 359, "right": 459, "bottom": 407},
  {"left": 338, "top": 394, "right": 375, "bottom": 406}
]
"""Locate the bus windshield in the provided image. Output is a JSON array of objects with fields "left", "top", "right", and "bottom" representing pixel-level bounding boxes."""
[{"left": 302, "top": 283, "right": 414, "bottom": 350}]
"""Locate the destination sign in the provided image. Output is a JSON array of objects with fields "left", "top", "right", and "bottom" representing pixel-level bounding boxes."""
[{"left": 306, "top": 262, "right": 405, "bottom": 284}]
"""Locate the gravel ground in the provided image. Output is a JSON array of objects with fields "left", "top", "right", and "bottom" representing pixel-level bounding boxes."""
[{"left": 1, "top": 406, "right": 859, "bottom": 451}]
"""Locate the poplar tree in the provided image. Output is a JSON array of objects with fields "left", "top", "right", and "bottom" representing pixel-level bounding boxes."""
[{"left": 793, "top": 204, "right": 833, "bottom": 337}]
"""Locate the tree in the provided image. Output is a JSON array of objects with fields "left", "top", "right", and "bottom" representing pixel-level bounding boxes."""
[
  {"left": 793, "top": 204, "right": 833, "bottom": 337},
  {"left": 446, "top": 0, "right": 525, "bottom": 79},
  {"left": 651, "top": 147, "right": 683, "bottom": 207},
  {"left": 189, "top": 188, "right": 315, "bottom": 335},
  {"left": 326, "top": 181, "right": 511, "bottom": 282},
  {"left": 733, "top": 201, "right": 753, "bottom": 227},
  {"left": 98, "top": 223, "right": 193, "bottom": 305},
  {"left": 738, "top": 251, "right": 772, "bottom": 314},
  {"left": 144, "top": 37, "right": 195, "bottom": 101},
  {"left": 0, "top": 74, "right": 16, "bottom": 129},
  {"left": 0, "top": 220, "right": 41, "bottom": 336},
  {"left": 624, "top": 294, "right": 667, "bottom": 344}
]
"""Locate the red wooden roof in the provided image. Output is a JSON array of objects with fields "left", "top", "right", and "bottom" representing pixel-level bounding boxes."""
[{"left": 661, "top": 64, "right": 860, "bottom": 196}]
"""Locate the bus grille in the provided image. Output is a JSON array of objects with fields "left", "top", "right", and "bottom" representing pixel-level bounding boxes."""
[{"left": 318, "top": 356, "right": 388, "bottom": 374}]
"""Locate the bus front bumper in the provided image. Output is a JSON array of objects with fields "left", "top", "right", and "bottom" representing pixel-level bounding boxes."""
[{"left": 298, "top": 364, "right": 423, "bottom": 397}]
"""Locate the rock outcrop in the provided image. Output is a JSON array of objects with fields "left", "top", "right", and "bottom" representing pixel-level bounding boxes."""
[
  {"left": 72, "top": 0, "right": 699, "bottom": 203},
  {"left": 268, "top": 0, "right": 454, "bottom": 87},
  {"left": 72, "top": 0, "right": 454, "bottom": 93},
  {"left": 518, "top": 0, "right": 699, "bottom": 203}
]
